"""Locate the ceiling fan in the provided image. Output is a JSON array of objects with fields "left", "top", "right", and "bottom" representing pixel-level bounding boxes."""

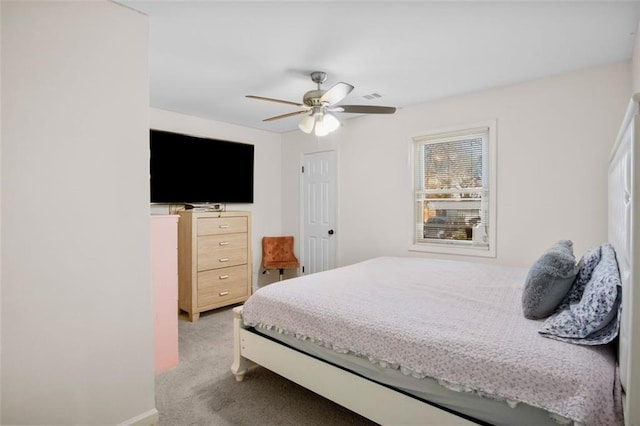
[{"left": 246, "top": 71, "right": 396, "bottom": 136}]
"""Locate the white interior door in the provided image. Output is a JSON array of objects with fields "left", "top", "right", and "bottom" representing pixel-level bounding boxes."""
[{"left": 302, "top": 150, "right": 337, "bottom": 274}]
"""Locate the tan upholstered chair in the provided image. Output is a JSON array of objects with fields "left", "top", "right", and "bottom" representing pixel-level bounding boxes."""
[{"left": 261, "top": 236, "right": 300, "bottom": 281}]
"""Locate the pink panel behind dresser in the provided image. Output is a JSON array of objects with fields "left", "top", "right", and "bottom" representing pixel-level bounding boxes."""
[{"left": 151, "top": 215, "right": 179, "bottom": 374}]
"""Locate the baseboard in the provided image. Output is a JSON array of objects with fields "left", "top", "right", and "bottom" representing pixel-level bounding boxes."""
[{"left": 117, "top": 408, "right": 159, "bottom": 426}]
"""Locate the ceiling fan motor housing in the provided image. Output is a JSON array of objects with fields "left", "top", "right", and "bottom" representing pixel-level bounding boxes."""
[
  {"left": 303, "top": 90, "right": 326, "bottom": 106},
  {"left": 304, "top": 71, "right": 329, "bottom": 106}
]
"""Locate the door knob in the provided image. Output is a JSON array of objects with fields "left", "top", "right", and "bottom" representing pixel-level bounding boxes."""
[{"left": 328, "top": 229, "right": 334, "bottom": 235}]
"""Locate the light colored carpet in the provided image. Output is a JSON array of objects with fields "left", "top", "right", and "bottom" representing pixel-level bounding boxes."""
[{"left": 155, "top": 306, "right": 378, "bottom": 425}]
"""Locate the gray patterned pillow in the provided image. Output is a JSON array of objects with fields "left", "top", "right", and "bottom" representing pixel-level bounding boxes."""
[
  {"left": 539, "top": 244, "right": 621, "bottom": 345},
  {"left": 522, "top": 240, "right": 579, "bottom": 319},
  {"left": 557, "top": 245, "right": 602, "bottom": 308}
]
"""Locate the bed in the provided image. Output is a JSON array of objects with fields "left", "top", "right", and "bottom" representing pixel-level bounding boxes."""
[{"left": 231, "top": 96, "right": 639, "bottom": 426}]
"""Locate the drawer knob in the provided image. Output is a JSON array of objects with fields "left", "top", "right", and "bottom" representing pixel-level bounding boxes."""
[
  {"left": 219, "top": 274, "right": 229, "bottom": 280},
  {"left": 219, "top": 241, "right": 230, "bottom": 246},
  {"left": 219, "top": 257, "right": 229, "bottom": 262},
  {"left": 219, "top": 291, "right": 230, "bottom": 296},
  {"left": 219, "top": 224, "right": 230, "bottom": 229}
]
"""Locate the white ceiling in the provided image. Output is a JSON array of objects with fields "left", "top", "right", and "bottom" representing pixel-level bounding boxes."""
[{"left": 120, "top": 1, "right": 640, "bottom": 134}]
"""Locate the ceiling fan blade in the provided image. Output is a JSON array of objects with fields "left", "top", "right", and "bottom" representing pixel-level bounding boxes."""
[
  {"left": 332, "top": 105, "right": 396, "bottom": 114},
  {"left": 263, "top": 109, "right": 309, "bottom": 122},
  {"left": 246, "top": 95, "right": 304, "bottom": 107},
  {"left": 320, "top": 82, "right": 354, "bottom": 105}
]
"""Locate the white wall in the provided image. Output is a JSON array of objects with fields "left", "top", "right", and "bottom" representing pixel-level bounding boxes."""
[
  {"left": 632, "top": 19, "right": 640, "bottom": 95},
  {"left": 0, "top": 2, "right": 3, "bottom": 421},
  {"left": 1, "top": 2, "right": 156, "bottom": 424},
  {"left": 282, "top": 61, "right": 630, "bottom": 269},
  {"left": 149, "top": 108, "right": 283, "bottom": 288}
]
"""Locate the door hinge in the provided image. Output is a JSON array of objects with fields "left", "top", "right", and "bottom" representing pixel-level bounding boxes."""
[
  {"left": 302, "top": 266, "right": 305, "bottom": 273},
  {"left": 301, "top": 166, "right": 304, "bottom": 173}
]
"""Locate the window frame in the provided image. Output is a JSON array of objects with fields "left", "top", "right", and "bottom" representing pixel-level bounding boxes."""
[{"left": 409, "top": 120, "right": 497, "bottom": 258}]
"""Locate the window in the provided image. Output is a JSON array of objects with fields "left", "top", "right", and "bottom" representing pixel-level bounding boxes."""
[{"left": 411, "top": 121, "right": 496, "bottom": 257}]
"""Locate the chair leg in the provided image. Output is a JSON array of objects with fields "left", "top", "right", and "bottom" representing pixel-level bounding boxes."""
[{"left": 279, "top": 268, "right": 284, "bottom": 281}]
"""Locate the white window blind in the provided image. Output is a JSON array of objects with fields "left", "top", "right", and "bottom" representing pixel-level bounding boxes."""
[{"left": 413, "top": 128, "right": 490, "bottom": 250}]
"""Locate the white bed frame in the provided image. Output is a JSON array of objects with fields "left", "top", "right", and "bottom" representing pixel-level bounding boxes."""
[
  {"left": 610, "top": 95, "right": 640, "bottom": 426},
  {"left": 231, "top": 96, "right": 639, "bottom": 425}
]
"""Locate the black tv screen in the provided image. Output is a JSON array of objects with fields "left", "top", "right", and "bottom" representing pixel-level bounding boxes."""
[{"left": 150, "top": 129, "right": 254, "bottom": 204}]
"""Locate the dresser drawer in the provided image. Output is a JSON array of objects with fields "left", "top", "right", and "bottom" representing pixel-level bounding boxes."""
[
  {"left": 197, "top": 217, "right": 247, "bottom": 236},
  {"left": 197, "top": 233, "right": 248, "bottom": 271},
  {"left": 197, "top": 265, "right": 249, "bottom": 307}
]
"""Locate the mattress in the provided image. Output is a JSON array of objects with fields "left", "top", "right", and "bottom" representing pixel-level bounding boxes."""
[
  {"left": 242, "top": 256, "right": 622, "bottom": 426},
  {"left": 252, "top": 327, "right": 558, "bottom": 426}
]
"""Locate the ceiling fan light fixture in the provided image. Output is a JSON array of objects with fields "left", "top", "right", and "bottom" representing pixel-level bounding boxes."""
[
  {"left": 322, "top": 112, "right": 341, "bottom": 133},
  {"left": 313, "top": 114, "right": 330, "bottom": 137},
  {"left": 313, "top": 112, "right": 341, "bottom": 137},
  {"left": 298, "top": 114, "right": 315, "bottom": 134}
]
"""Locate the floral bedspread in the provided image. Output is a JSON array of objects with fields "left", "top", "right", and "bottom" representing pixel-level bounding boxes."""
[{"left": 242, "top": 256, "right": 622, "bottom": 425}]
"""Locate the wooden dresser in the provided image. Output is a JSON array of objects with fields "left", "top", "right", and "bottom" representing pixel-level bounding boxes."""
[{"left": 178, "top": 210, "right": 252, "bottom": 321}]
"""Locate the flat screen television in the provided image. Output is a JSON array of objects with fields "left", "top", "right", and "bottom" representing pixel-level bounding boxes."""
[{"left": 150, "top": 129, "right": 254, "bottom": 204}]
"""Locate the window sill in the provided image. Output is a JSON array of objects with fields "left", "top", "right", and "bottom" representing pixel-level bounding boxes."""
[{"left": 408, "top": 243, "right": 496, "bottom": 258}]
